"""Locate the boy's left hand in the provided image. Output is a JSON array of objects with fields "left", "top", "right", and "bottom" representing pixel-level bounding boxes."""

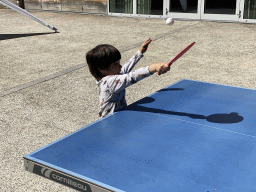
[{"left": 140, "top": 38, "right": 152, "bottom": 54}]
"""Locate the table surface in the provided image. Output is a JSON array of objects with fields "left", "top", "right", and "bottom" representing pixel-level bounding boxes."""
[{"left": 24, "top": 79, "right": 256, "bottom": 192}]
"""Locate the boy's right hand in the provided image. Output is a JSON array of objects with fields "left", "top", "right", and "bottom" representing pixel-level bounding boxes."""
[{"left": 155, "top": 62, "right": 170, "bottom": 75}]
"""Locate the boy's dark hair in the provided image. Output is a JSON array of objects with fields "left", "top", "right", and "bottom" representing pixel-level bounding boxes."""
[{"left": 86, "top": 44, "right": 121, "bottom": 80}]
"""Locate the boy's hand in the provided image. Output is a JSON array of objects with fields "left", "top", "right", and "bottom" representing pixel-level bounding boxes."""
[
  {"left": 140, "top": 38, "right": 152, "bottom": 54},
  {"left": 149, "top": 62, "right": 170, "bottom": 75},
  {"left": 156, "top": 63, "right": 170, "bottom": 75}
]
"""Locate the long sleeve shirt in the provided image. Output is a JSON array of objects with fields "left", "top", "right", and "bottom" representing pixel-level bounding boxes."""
[{"left": 96, "top": 51, "right": 152, "bottom": 118}]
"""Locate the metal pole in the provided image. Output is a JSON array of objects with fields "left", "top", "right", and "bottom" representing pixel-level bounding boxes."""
[{"left": 0, "top": 0, "right": 58, "bottom": 32}]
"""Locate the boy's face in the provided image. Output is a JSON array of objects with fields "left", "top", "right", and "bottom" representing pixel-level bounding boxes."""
[{"left": 100, "top": 59, "right": 122, "bottom": 76}]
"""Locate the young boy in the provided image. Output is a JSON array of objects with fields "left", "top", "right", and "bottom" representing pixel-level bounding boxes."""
[{"left": 86, "top": 38, "right": 170, "bottom": 118}]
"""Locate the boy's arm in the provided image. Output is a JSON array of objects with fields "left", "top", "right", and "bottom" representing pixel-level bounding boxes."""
[
  {"left": 120, "top": 51, "right": 143, "bottom": 74},
  {"left": 106, "top": 63, "right": 169, "bottom": 94},
  {"left": 107, "top": 66, "right": 151, "bottom": 94},
  {"left": 148, "top": 64, "right": 156, "bottom": 74},
  {"left": 121, "top": 38, "right": 152, "bottom": 74}
]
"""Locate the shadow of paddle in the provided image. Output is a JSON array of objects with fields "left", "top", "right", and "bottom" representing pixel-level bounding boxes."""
[
  {"left": 0, "top": 31, "right": 59, "bottom": 41},
  {"left": 121, "top": 88, "right": 244, "bottom": 124}
]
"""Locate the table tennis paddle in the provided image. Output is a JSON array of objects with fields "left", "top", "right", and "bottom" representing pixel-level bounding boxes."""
[{"left": 158, "top": 42, "right": 196, "bottom": 75}]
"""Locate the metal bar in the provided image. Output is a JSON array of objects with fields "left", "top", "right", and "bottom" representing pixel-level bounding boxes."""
[{"left": 0, "top": 0, "right": 58, "bottom": 31}]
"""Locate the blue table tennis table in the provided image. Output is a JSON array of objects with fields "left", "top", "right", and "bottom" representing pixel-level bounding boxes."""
[{"left": 24, "top": 79, "right": 256, "bottom": 192}]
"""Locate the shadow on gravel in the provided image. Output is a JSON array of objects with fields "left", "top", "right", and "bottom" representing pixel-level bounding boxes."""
[{"left": 0, "top": 31, "right": 59, "bottom": 40}]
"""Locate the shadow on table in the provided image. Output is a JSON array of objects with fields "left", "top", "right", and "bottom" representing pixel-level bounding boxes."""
[{"left": 123, "top": 88, "right": 244, "bottom": 124}]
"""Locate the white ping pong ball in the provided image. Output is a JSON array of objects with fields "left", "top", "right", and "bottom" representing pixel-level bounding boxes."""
[{"left": 166, "top": 18, "right": 174, "bottom": 25}]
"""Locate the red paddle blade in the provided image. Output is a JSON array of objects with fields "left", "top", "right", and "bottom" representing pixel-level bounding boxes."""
[
  {"left": 168, "top": 41, "right": 195, "bottom": 67},
  {"left": 158, "top": 42, "right": 195, "bottom": 75}
]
